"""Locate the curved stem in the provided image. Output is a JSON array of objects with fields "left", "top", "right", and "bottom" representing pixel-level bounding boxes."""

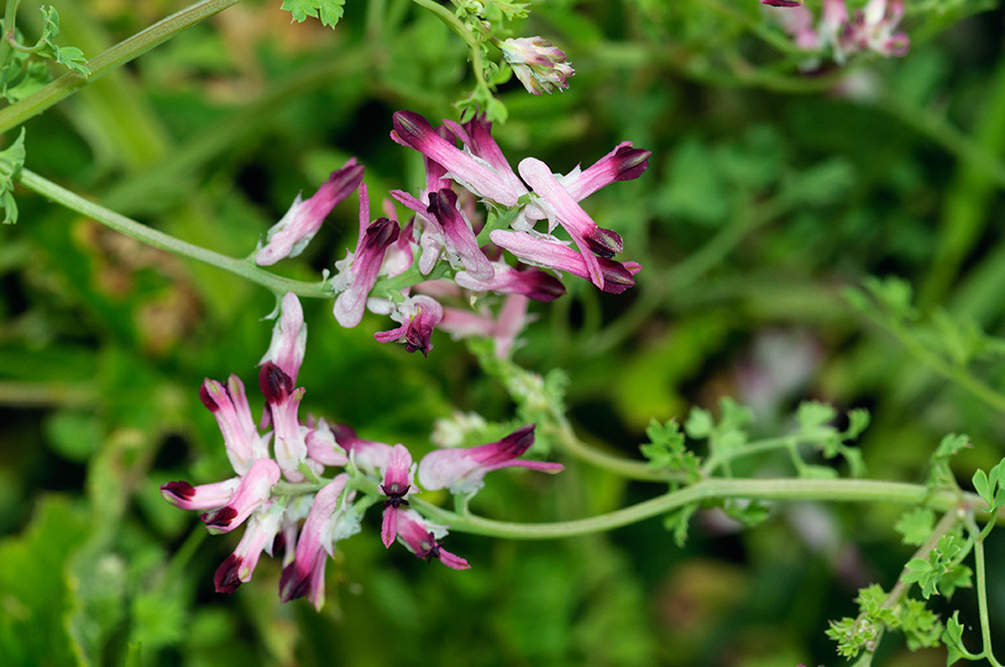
[
  {"left": 0, "top": 0, "right": 241, "bottom": 134},
  {"left": 408, "top": 0, "right": 488, "bottom": 90},
  {"left": 412, "top": 478, "right": 986, "bottom": 540},
  {"left": 0, "top": 0, "right": 21, "bottom": 72},
  {"left": 17, "top": 168, "right": 330, "bottom": 298}
]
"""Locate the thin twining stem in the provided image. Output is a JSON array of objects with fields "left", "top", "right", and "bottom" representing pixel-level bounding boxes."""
[
  {"left": 412, "top": 478, "right": 989, "bottom": 540},
  {"left": 0, "top": 0, "right": 242, "bottom": 134},
  {"left": 17, "top": 168, "right": 329, "bottom": 298}
]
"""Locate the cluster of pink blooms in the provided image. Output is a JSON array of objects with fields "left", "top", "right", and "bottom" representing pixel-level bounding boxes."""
[
  {"left": 764, "top": 0, "right": 909, "bottom": 62},
  {"left": 498, "top": 37, "right": 575, "bottom": 95},
  {"left": 161, "top": 293, "right": 564, "bottom": 609},
  {"left": 254, "top": 110, "right": 650, "bottom": 357}
]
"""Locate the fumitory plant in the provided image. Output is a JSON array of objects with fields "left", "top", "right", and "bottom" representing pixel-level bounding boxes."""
[{"left": 2, "top": 0, "right": 1005, "bottom": 666}]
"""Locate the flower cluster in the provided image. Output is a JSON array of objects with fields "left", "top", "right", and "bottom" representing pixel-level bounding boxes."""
[
  {"left": 254, "top": 110, "right": 650, "bottom": 357},
  {"left": 767, "top": 0, "right": 909, "bottom": 63},
  {"left": 498, "top": 37, "right": 575, "bottom": 95},
  {"left": 161, "top": 293, "right": 563, "bottom": 609}
]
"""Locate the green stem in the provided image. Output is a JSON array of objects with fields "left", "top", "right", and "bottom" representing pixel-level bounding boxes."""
[
  {"left": 0, "top": 0, "right": 241, "bottom": 134},
  {"left": 549, "top": 418, "right": 677, "bottom": 483},
  {"left": 16, "top": 168, "right": 330, "bottom": 298},
  {"left": 409, "top": 0, "right": 489, "bottom": 90},
  {"left": 0, "top": 0, "right": 21, "bottom": 71},
  {"left": 412, "top": 478, "right": 986, "bottom": 540},
  {"left": 966, "top": 513, "right": 1005, "bottom": 667}
]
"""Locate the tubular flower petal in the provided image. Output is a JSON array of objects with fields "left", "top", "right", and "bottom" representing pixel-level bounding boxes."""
[
  {"left": 256, "top": 159, "right": 364, "bottom": 266},
  {"left": 417, "top": 424, "right": 563, "bottom": 495},
  {"left": 499, "top": 37, "right": 575, "bottom": 95},
  {"left": 305, "top": 417, "right": 349, "bottom": 467},
  {"left": 426, "top": 189, "right": 494, "bottom": 281},
  {"left": 161, "top": 477, "right": 242, "bottom": 511},
  {"left": 199, "top": 375, "right": 268, "bottom": 475},
  {"left": 200, "top": 458, "right": 282, "bottom": 535},
  {"left": 259, "top": 292, "right": 307, "bottom": 385},
  {"left": 214, "top": 502, "right": 285, "bottom": 593},
  {"left": 330, "top": 424, "right": 394, "bottom": 475},
  {"left": 394, "top": 509, "right": 469, "bottom": 569},
  {"left": 391, "top": 111, "right": 522, "bottom": 207},
  {"left": 259, "top": 361, "right": 309, "bottom": 481},
  {"left": 280, "top": 475, "right": 360, "bottom": 610},
  {"left": 332, "top": 217, "right": 401, "bottom": 328},
  {"left": 380, "top": 444, "right": 414, "bottom": 548},
  {"left": 490, "top": 230, "right": 641, "bottom": 294}
]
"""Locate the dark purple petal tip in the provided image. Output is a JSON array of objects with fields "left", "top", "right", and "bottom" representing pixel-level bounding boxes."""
[
  {"left": 613, "top": 146, "right": 652, "bottom": 181},
  {"left": 161, "top": 481, "right": 196, "bottom": 500},
  {"left": 392, "top": 111, "right": 433, "bottom": 144},
  {"left": 362, "top": 218, "right": 400, "bottom": 251},
  {"left": 198, "top": 383, "right": 219, "bottom": 411},
  {"left": 201, "top": 505, "right": 238, "bottom": 529},
  {"left": 585, "top": 227, "right": 624, "bottom": 259},
  {"left": 259, "top": 362, "right": 294, "bottom": 404},
  {"left": 214, "top": 554, "right": 243, "bottom": 594},
  {"left": 279, "top": 563, "right": 311, "bottom": 603}
]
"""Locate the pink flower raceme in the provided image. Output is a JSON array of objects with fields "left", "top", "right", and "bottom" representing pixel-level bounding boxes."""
[
  {"left": 394, "top": 509, "right": 470, "bottom": 570},
  {"left": 499, "top": 37, "right": 575, "bottom": 95},
  {"left": 417, "top": 424, "right": 564, "bottom": 495},
  {"left": 256, "top": 158, "right": 364, "bottom": 266},
  {"left": 770, "top": 0, "right": 909, "bottom": 63}
]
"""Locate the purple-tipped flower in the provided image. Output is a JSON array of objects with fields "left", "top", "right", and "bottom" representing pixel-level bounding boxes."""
[
  {"left": 417, "top": 424, "right": 563, "bottom": 495},
  {"left": 761, "top": 0, "right": 802, "bottom": 6},
  {"left": 394, "top": 509, "right": 469, "bottom": 569},
  {"left": 391, "top": 111, "right": 524, "bottom": 207},
  {"left": 280, "top": 475, "right": 359, "bottom": 610},
  {"left": 373, "top": 295, "right": 444, "bottom": 356},
  {"left": 445, "top": 115, "right": 527, "bottom": 199},
  {"left": 256, "top": 159, "right": 364, "bottom": 266},
  {"left": 332, "top": 215, "right": 401, "bottom": 328},
  {"left": 259, "top": 292, "right": 307, "bottom": 385},
  {"left": 426, "top": 189, "right": 494, "bottom": 281},
  {"left": 200, "top": 458, "right": 282, "bottom": 535},
  {"left": 199, "top": 375, "right": 269, "bottom": 475},
  {"left": 161, "top": 477, "right": 242, "bottom": 511},
  {"left": 519, "top": 157, "right": 624, "bottom": 289},
  {"left": 490, "top": 230, "right": 641, "bottom": 294},
  {"left": 455, "top": 261, "right": 566, "bottom": 302},
  {"left": 380, "top": 444, "right": 414, "bottom": 548},
  {"left": 499, "top": 37, "right": 575, "bottom": 95},
  {"left": 214, "top": 503, "right": 285, "bottom": 593},
  {"left": 259, "top": 361, "right": 309, "bottom": 482}
]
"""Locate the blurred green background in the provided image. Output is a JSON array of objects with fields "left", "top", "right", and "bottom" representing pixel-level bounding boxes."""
[{"left": 2, "top": 0, "right": 1005, "bottom": 664}]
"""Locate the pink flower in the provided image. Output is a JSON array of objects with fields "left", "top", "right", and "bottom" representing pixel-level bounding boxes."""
[
  {"left": 426, "top": 188, "right": 494, "bottom": 281},
  {"left": 214, "top": 502, "right": 285, "bottom": 593},
  {"left": 198, "top": 458, "right": 282, "bottom": 535},
  {"left": 489, "top": 230, "right": 641, "bottom": 294},
  {"left": 161, "top": 477, "right": 241, "bottom": 511},
  {"left": 259, "top": 292, "right": 307, "bottom": 385},
  {"left": 499, "top": 37, "right": 575, "bottom": 95},
  {"left": 394, "top": 509, "right": 469, "bottom": 569},
  {"left": 391, "top": 111, "right": 524, "bottom": 207},
  {"left": 373, "top": 295, "right": 444, "bottom": 356},
  {"left": 417, "top": 424, "right": 563, "bottom": 495},
  {"left": 304, "top": 417, "right": 349, "bottom": 467},
  {"left": 199, "top": 375, "right": 269, "bottom": 475},
  {"left": 380, "top": 444, "right": 414, "bottom": 548},
  {"left": 454, "top": 261, "right": 566, "bottom": 302},
  {"left": 280, "top": 475, "right": 360, "bottom": 610},
  {"left": 331, "top": 209, "right": 401, "bottom": 328},
  {"left": 258, "top": 361, "right": 309, "bottom": 482},
  {"left": 330, "top": 423, "right": 394, "bottom": 475},
  {"left": 256, "top": 159, "right": 364, "bottom": 266}
]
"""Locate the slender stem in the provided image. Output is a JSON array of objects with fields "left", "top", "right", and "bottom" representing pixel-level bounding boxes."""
[
  {"left": 549, "top": 419, "right": 677, "bottom": 483},
  {"left": 408, "top": 0, "right": 488, "bottom": 90},
  {"left": 17, "top": 168, "right": 330, "bottom": 298},
  {"left": 412, "top": 478, "right": 986, "bottom": 539},
  {"left": 0, "top": 0, "right": 241, "bottom": 134},
  {"left": 0, "top": 0, "right": 21, "bottom": 72}
]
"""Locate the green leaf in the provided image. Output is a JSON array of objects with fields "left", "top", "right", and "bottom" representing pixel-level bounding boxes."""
[
  {"left": 972, "top": 469, "right": 992, "bottom": 508},
  {"left": 280, "top": 0, "right": 346, "bottom": 27},
  {"left": 894, "top": 508, "right": 935, "bottom": 547},
  {"left": 684, "top": 407, "right": 713, "bottom": 439},
  {"left": 845, "top": 409, "right": 871, "bottom": 439},
  {"left": 640, "top": 419, "right": 701, "bottom": 481},
  {"left": 0, "top": 128, "right": 26, "bottom": 225},
  {"left": 796, "top": 401, "right": 837, "bottom": 430},
  {"left": 662, "top": 503, "right": 698, "bottom": 548}
]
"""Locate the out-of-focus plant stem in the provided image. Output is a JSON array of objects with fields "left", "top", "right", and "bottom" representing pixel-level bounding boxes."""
[{"left": 0, "top": 0, "right": 242, "bottom": 135}]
